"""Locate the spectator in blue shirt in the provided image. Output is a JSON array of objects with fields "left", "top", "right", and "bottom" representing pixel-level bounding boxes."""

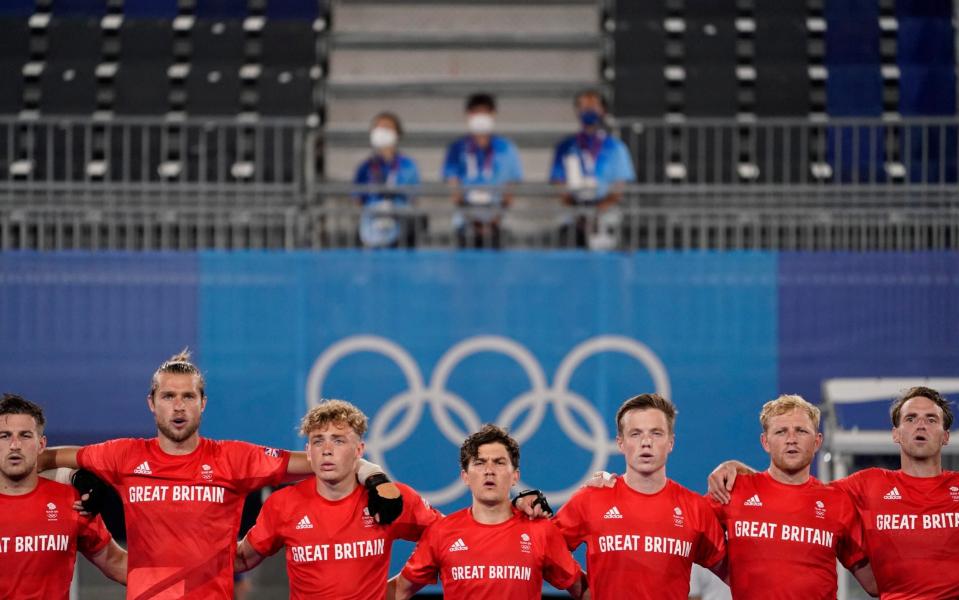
[
  {"left": 442, "top": 93, "right": 523, "bottom": 249},
  {"left": 550, "top": 89, "right": 636, "bottom": 249},
  {"left": 353, "top": 112, "right": 421, "bottom": 248}
]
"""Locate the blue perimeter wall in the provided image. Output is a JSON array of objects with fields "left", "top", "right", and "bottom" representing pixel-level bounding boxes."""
[{"left": 1, "top": 250, "right": 957, "bottom": 508}]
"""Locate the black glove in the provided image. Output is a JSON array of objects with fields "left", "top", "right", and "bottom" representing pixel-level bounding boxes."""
[
  {"left": 512, "top": 489, "right": 553, "bottom": 517},
  {"left": 365, "top": 473, "right": 404, "bottom": 525},
  {"left": 71, "top": 469, "right": 111, "bottom": 516}
]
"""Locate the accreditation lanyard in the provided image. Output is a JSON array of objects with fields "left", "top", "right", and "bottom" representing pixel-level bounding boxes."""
[
  {"left": 465, "top": 139, "right": 495, "bottom": 182},
  {"left": 576, "top": 131, "right": 605, "bottom": 177},
  {"left": 368, "top": 155, "right": 400, "bottom": 186}
]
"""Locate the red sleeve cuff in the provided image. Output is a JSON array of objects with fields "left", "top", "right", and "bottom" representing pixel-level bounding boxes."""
[{"left": 400, "top": 566, "right": 435, "bottom": 586}]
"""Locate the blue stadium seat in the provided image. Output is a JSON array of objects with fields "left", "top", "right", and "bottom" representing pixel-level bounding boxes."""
[
  {"left": 826, "top": 65, "right": 882, "bottom": 116},
  {"left": 265, "top": 0, "right": 320, "bottom": 21},
  {"left": 194, "top": 0, "right": 247, "bottom": 19},
  {"left": 123, "top": 0, "right": 178, "bottom": 18},
  {"left": 897, "top": 18, "right": 955, "bottom": 66},
  {"left": 824, "top": 20, "right": 880, "bottom": 65},
  {"left": 895, "top": 0, "right": 953, "bottom": 18},
  {"left": 50, "top": 0, "right": 107, "bottom": 17},
  {"left": 899, "top": 65, "right": 956, "bottom": 115},
  {"left": 0, "top": 0, "right": 35, "bottom": 17}
]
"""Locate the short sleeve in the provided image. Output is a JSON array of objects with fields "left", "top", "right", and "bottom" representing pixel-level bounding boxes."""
[
  {"left": 389, "top": 484, "right": 441, "bottom": 542},
  {"left": 224, "top": 442, "right": 291, "bottom": 494},
  {"left": 77, "top": 513, "right": 113, "bottom": 557},
  {"left": 442, "top": 142, "right": 462, "bottom": 181},
  {"left": 76, "top": 439, "right": 129, "bottom": 487},
  {"left": 707, "top": 494, "right": 728, "bottom": 524},
  {"left": 540, "top": 522, "right": 582, "bottom": 591},
  {"left": 404, "top": 158, "right": 421, "bottom": 186},
  {"left": 400, "top": 524, "right": 441, "bottom": 585},
  {"left": 837, "top": 497, "right": 868, "bottom": 570},
  {"left": 549, "top": 142, "right": 568, "bottom": 182},
  {"left": 353, "top": 160, "right": 368, "bottom": 185},
  {"left": 245, "top": 493, "right": 285, "bottom": 558},
  {"left": 830, "top": 471, "right": 864, "bottom": 506},
  {"left": 611, "top": 140, "right": 636, "bottom": 182},
  {"left": 693, "top": 499, "right": 727, "bottom": 568},
  {"left": 552, "top": 491, "right": 589, "bottom": 551},
  {"left": 505, "top": 141, "right": 524, "bottom": 182}
]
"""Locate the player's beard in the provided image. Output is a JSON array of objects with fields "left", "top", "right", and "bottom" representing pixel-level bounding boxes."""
[
  {"left": 0, "top": 454, "right": 35, "bottom": 481},
  {"left": 157, "top": 416, "right": 201, "bottom": 443}
]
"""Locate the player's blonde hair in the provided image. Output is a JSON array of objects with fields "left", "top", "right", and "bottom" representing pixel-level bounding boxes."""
[
  {"left": 300, "top": 399, "right": 368, "bottom": 438},
  {"left": 150, "top": 349, "right": 205, "bottom": 399},
  {"left": 759, "top": 394, "right": 821, "bottom": 431}
]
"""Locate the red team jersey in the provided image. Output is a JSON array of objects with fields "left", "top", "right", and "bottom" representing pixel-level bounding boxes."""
[
  {"left": 246, "top": 479, "right": 439, "bottom": 599},
  {"left": 553, "top": 478, "right": 726, "bottom": 600},
  {"left": 0, "top": 478, "right": 112, "bottom": 600},
  {"left": 77, "top": 436, "right": 290, "bottom": 600},
  {"left": 712, "top": 471, "right": 867, "bottom": 600},
  {"left": 832, "top": 468, "right": 959, "bottom": 599},
  {"left": 401, "top": 507, "right": 581, "bottom": 599}
]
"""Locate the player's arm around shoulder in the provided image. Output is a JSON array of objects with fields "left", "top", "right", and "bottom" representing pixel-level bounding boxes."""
[
  {"left": 86, "top": 538, "right": 128, "bottom": 585},
  {"left": 39, "top": 446, "right": 81, "bottom": 471}
]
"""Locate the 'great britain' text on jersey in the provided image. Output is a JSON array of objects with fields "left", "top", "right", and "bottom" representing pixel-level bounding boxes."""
[{"left": 127, "top": 484, "right": 226, "bottom": 504}]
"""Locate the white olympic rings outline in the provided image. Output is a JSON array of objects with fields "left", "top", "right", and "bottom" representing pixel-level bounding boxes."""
[{"left": 306, "top": 334, "right": 670, "bottom": 505}]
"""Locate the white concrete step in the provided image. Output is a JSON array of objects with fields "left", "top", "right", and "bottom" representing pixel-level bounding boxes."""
[
  {"left": 328, "top": 48, "right": 597, "bottom": 83},
  {"left": 323, "top": 143, "right": 555, "bottom": 182},
  {"left": 333, "top": 1, "right": 599, "bottom": 36},
  {"left": 326, "top": 94, "right": 579, "bottom": 128}
]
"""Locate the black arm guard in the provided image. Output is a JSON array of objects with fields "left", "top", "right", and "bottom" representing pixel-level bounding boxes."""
[
  {"left": 70, "top": 468, "right": 111, "bottom": 516},
  {"left": 364, "top": 472, "right": 404, "bottom": 525},
  {"left": 512, "top": 488, "right": 553, "bottom": 516}
]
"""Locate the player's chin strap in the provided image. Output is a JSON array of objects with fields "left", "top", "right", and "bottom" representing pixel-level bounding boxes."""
[
  {"left": 512, "top": 489, "right": 553, "bottom": 517},
  {"left": 364, "top": 473, "right": 404, "bottom": 525}
]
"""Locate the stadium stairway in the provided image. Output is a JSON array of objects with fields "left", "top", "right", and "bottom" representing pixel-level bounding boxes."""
[{"left": 322, "top": 0, "right": 603, "bottom": 182}]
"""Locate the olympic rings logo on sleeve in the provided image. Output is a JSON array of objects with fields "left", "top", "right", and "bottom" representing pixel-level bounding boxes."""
[{"left": 306, "top": 335, "right": 670, "bottom": 505}]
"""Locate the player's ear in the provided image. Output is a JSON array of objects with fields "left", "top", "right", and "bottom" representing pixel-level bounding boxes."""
[
  {"left": 814, "top": 432, "right": 823, "bottom": 452},
  {"left": 460, "top": 470, "right": 469, "bottom": 486},
  {"left": 199, "top": 395, "right": 207, "bottom": 412},
  {"left": 615, "top": 436, "right": 624, "bottom": 453},
  {"left": 356, "top": 441, "right": 365, "bottom": 458},
  {"left": 39, "top": 434, "right": 47, "bottom": 453},
  {"left": 146, "top": 393, "right": 156, "bottom": 413},
  {"left": 943, "top": 429, "right": 950, "bottom": 446},
  {"left": 891, "top": 426, "right": 902, "bottom": 445},
  {"left": 511, "top": 468, "right": 520, "bottom": 487},
  {"left": 760, "top": 432, "right": 770, "bottom": 452}
]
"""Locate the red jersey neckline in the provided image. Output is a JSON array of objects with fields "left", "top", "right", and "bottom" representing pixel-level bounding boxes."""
[
  {"left": 617, "top": 475, "right": 674, "bottom": 498},
  {"left": 465, "top": 506, "right": 524, "bottom": 528},
  {"left": 308, "top": 478, "right": 364, "bottom": 505},
  {"left": 147, "top": 435, "right": 207, "bottom": 459},
  {"left": 759, "top": 469, "right": 821, "bottom": 490},
  {"left": 0, "top": 475, "right": 50, "bottom": 500}
]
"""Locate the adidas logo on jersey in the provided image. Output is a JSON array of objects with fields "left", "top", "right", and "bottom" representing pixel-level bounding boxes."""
[
  {"left": 295, "top": 515, "right": 314, "bottom": 530},
  {"left": 133, "top": 461, "right": 152, "bottom": 475},
  {"left": 883, "top": 487, "right": 902, "bottom": 500},
  {"left": 744, "top": 494, "right": 763, "bottom": 507},
  {"left": 604, "top": 506, "right": 624, "bottom": 519},
  {"left": 449, "top": 538, "right": 468, "bottom": 552}
]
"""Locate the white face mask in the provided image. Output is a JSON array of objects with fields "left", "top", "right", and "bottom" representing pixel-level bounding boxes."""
[
  {"left": 467, "top": 113, "right": 495, "bottom": 135},
  {"left": 370, "top": 127, "right": 398, "bottom": 150}
]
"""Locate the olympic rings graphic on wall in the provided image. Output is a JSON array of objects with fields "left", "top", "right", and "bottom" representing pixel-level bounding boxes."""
[{"left": 306, "top": 335, "right": 670, "bottom": 505}]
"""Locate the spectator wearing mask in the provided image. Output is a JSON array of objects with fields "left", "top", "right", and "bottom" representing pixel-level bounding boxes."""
[
  {"left": 442, "top": 93, "right": 523, "bottom": 249},
  {"left": 550, "top": 89, "right": 635, "bottom": 249},
  {"left": 353, "top": 112, "right": 421, "bottom": 248}
]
